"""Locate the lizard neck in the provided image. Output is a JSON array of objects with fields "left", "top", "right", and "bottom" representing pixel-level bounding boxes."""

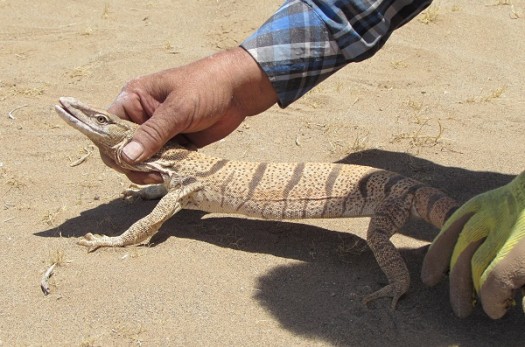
[
  {"left": 104, "top": 133, "right": 223, "bottom": 181},
  {"left": 129, "top": 142, "right": 226, "bottom": 180}
]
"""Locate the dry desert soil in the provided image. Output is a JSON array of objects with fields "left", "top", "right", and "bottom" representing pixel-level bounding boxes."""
[{"left": 1, "top": 0, "right": 524, "bottom": 346}]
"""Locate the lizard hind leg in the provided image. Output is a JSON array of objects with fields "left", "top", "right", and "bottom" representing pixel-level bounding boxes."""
[
  {"left": 362, "top": 280, "right": 405, "bottom": 310},
  {"left": 363, "top": 199, "right": 412, "bottom": 309},
  {"left": 77, "top": 232, "right": 126, "bottom": 253}
]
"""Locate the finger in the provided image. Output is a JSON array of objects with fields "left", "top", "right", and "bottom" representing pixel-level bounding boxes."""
[
  {"left": 449, "top": 238, "right": 484, "bottom": 318},
  {"left": 108, "top": 91, "right": 140, "bottom": 121},
  {"left": 479, "top": 217, "right": 525, "bottom": 319},
  {"left": 421, "top": 211, "right": 475, "bottom": 286},
  {"left": 101, "top": 151, "right": 162, "bottom": 184},
  {"left": 446, "top": 213, "right": 496, "bottom": 317},
  {"left": 108, "top": 81, "right": 163, "bottom": 122},
  {"left": 122, "top": 98, "right": 189, "bottom": 163},
  {"left": 100, "top": 151, "right": 127, "bottom": 174},
  {"left": 125, "top": 171, "right": 163, "bottom": 185}
]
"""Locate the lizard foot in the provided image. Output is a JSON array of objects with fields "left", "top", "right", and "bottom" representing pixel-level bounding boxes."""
[
  {"left": 362, "top": 283, "right": 405, "bottom": 310},
  {"left": 77, "top": 232, "right": 123, "bottom": 252},
  {"left": 122, "top": 184, "right": 167, "bottom": 201}
]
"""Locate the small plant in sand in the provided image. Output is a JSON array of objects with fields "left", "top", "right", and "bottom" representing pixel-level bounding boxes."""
[
  {"left": 391, "top": 120, "right": 444, "bottom": 151},
  {"left": 351, "top": 130, "right": 369, "bottom": 152}
]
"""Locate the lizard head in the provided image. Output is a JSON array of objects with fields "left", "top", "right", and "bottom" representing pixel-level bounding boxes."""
[
  {"left": 55, "top": 97, "right": 137, "bottom": 149},
  {"left": 55, "top": 97, "right": 196, "bottom": 176}
]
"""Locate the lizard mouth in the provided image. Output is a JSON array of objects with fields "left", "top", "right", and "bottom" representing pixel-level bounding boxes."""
[{"left": 55, "top": 97, "right": 102, "bottom": 135}]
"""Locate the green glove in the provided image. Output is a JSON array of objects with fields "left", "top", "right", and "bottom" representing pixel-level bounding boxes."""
[{"left": 421, "top": 171, "right": 525, "bottom": 319}]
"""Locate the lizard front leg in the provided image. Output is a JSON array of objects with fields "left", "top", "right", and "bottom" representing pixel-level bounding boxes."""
[
  {"left": 363, "top": 197, "right": 412, "bottom": 309},
  {"left": 122, "top": 183, "right": 168, "bottom": 200},
  {"left": 78, "top": 182, "right": 202, "bottom": 252}
]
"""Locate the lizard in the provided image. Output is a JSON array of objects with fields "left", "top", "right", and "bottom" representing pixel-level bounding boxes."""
[{"left": 54, "top": 96, "right": 459, "bottom": 309}]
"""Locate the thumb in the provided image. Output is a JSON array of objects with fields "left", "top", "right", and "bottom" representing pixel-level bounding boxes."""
[{"left": 122, "top": 102, "right": 186, "bottom": 163}]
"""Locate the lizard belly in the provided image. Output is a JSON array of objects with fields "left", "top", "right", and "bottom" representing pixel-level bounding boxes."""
[
  {"left": 183, "top": 186, "right": 377, "bottom": 220},
  {"left": 180, "top": 161, "right": 382, "bottom": 220}
]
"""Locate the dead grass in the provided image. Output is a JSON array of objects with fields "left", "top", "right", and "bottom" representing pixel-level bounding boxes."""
[
  {"left": 391, "top": 60, "right": 408, "bottom": 69},
  {"left": 391, "top": 120, "right": 444, "bottom": 150},
  {"left": 5, "top": 175, "right": 27, "bottom": 193},
  {"left": 49, "top": 249, "right": 67, "bottom": 266},
  {"left": 163, "top": 40, "right": 179, "bottom": 54},
  {"left": 351, "top": 130, "right": 369, "bottom": 152},
  {"left": 164, "top": 40, "right": 174, "bottom": 51},
  {"left": 336, "top": 236, "right": 368, "bottom": 263},
  {"left": 488, "top": 0, "right": 512, "bottom": 5},
  {"left": 42, "top": 206, "right": 65, "bottom": 227},
  {"left": 80, "top": 339, "right": 96, "bottom": 347},
  {"left": 112, "top": 324, "right": 146, "bottom": 345},
  {"left": 68, "top": 145, "right": 95, "bottom": 167},
  {"left": 418, "top": 5, "right": 440, "bottom": 24},
  {"left": 483, "top": 86, "right": 506, "bottom": 101},
  {"left": 486, "top": 0, "right": 520, "bottom": 17},
  {"left": 68, "top": 66, "right": 91, "bottom": 79},
  {"left": 101, "top": 3, "right": 111, "bottom": 19},
  {"left": 80, "top": 27, "right": 94, "bottom": 36},
  {"left": 465, "top": 86, "right": 506, "bottom": 103},
  {"left": 405, "top": 99, "right": 424, "bottom": 112},
  {"left": 510, "top": 6, "right": 520, "bottom": 18},
  {"left": 1, "top": 84, "right": 45, "bottom": 99}
]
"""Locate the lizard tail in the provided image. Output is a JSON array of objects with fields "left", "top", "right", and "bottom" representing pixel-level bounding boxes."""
[{"left": 413, "top": 186, "right": 459, "bottom": 228}]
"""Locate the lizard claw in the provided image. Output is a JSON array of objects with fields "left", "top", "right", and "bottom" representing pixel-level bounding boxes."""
[
  {"left": 77, "top": 232, "right": 126, "bottom": 252},
  {"left": 362, "top": 283, "right": 405, "bottom": 310},
  {"left": 122, "top": 184, "right": 142, "bottom": 201},
  {"left": 77, "top": 232, "right": 103, "bottom": 252}
]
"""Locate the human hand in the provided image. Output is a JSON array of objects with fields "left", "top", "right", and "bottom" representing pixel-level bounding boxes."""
[
  {"left": 422, "top": 171, "right": 525, "bottom": 319},
  {"left": 104, "top": 47, "right": 277, "bottom": 184}
]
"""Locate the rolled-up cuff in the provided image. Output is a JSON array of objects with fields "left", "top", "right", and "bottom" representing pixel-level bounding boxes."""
[{"left": 241, "top": 0, "right": 346, "bottom": 108}]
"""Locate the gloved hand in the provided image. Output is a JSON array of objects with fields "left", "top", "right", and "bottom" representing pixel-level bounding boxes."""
[{"left": 421, "top": 171, "right": 525, "bottom": 319}]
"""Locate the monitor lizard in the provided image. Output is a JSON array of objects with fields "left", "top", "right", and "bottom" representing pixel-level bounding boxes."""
[{"left": 54, "top": 96, "right": 459, "bottom": 309}]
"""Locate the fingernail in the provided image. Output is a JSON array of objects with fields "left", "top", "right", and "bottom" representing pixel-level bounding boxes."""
[{"left": 123, "top": 141, "right": 144, "bottom": 162}]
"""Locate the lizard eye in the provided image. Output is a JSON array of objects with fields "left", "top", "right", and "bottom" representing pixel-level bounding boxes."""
[{"left": 95, "top": 114, "right": 108, "bottom": 124}]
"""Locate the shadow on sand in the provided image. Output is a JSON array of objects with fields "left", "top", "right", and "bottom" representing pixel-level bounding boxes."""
[{"left": 36, "top": 150, "right": 521, "bottom": 346}]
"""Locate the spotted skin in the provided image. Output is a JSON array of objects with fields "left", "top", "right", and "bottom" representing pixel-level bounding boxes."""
[{"left": 55, "top": 97, "right": 459, "bottom": 309}]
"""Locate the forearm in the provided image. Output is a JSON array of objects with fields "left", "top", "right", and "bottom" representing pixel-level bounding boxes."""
[
  {"left": 241, "top": 0, "right": 432, "bottom": 107},
  {"left": 219, "top": 47, "right": 278, "bottom": 118}
]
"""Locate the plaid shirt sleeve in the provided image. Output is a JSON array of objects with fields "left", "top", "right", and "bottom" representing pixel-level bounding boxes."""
[{"left": 241, "top": 0, "right": 432, "bottom": 107}]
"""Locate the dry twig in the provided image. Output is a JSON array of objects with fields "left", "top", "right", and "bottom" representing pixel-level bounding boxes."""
[
  {"left": 69, "top": 145, "right": 94, "bottom": 167},
  {"left": 8, "top": 104, "right": 28, "bottom": 119},
  {"left": 40, "top": 263, "right": 56, "bottom": 295}
]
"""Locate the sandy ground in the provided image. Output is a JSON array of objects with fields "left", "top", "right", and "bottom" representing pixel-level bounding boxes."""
[{"left": 1, "top": 0, "right": 524, "bottom": 345}]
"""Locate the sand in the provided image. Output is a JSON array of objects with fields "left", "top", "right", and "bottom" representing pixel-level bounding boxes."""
[{"left": 1, "top": 0, "right": 524, "bottom": 345}]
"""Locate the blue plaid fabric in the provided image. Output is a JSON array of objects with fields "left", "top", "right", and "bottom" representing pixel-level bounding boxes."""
[{"left": 241, "top": 0, "right": 432, "bottom": 107}]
